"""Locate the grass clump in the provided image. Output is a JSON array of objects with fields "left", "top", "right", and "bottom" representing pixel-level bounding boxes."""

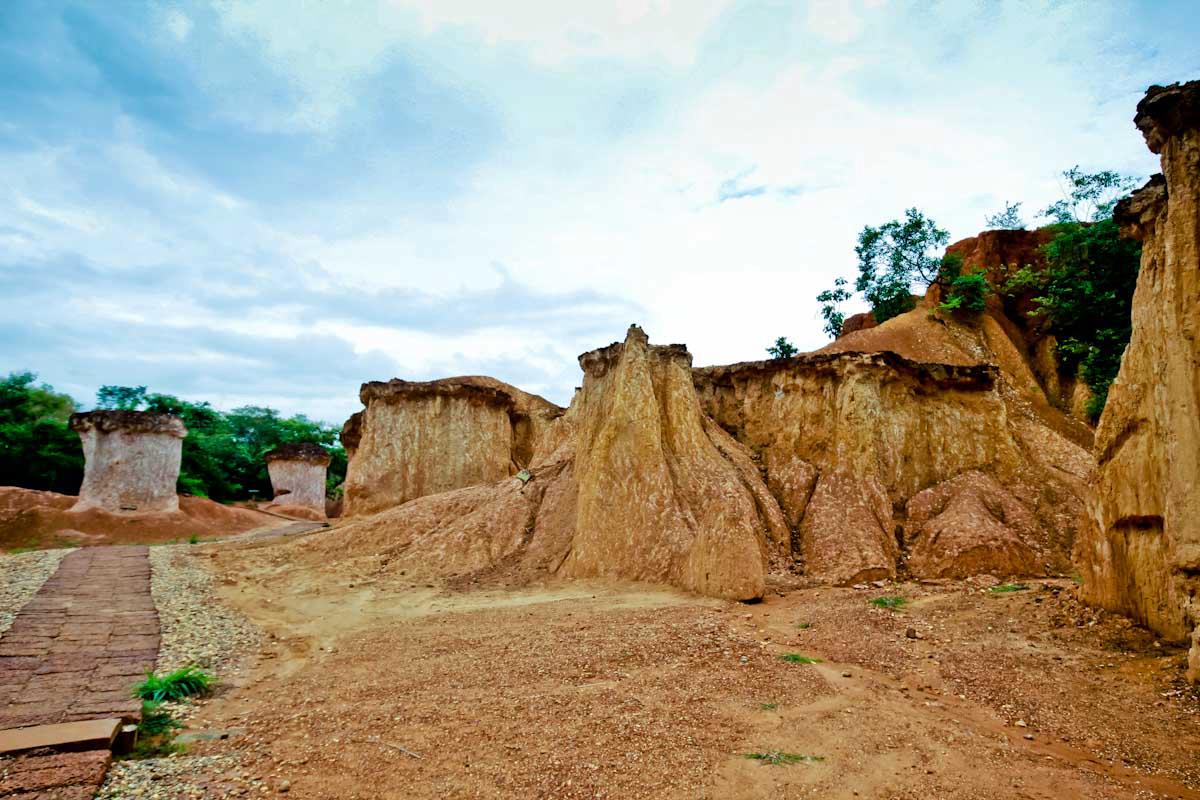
[
  {"left": 779, "top": 653, "right": 821, "bottom": 665},
  {"left": 759, "top": 702, "right": 778, "bottom": 711},
  {"left": 989, "top": 583, "right": 1030, "bottom": 594},
  {"left": 134, "top": 667, "right": 213, "bottom": 703},
  {"left": 795, "top": 622, "right": 812, "bottom": 629},
  {"left": 188, "top": 534, "right": 199, "bottom": 544},
  {"left": 870, "top": 596, "right": 907, "bottom": 610},
  {"left": 743, "top": 750, "right": 825, "bottom": 766}
]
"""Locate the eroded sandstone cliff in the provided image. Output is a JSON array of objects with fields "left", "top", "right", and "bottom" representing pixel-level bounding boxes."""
[
  {"left": 1074, "top": 80, "right": 1200, "bottom": 681},
  {"left": 340, "top": 376, "right": 564, "bottom": 517},
  {"left": 694, "top": 343, "right": 1092, "bottom": 582},
  {"left": 309, "top": 326, "right": 787, "bottom": 600}
]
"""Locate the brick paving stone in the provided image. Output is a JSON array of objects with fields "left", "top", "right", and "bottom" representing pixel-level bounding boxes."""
[{"left": 0, "top": 547, "right": 161, "bottom": 797}]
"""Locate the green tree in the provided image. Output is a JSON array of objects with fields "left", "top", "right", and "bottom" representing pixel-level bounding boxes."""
[
  {"left": 1033, "top": 219, "right": 1141, "bottom": 419},
  {"left": 853, "top": 208, "right": 949, "bottom": 324},
  {"left": 767, "top": 337, "right": 798, "bottom": 359},
  {"left": 816, "top": 277, "right": 851, "bottom": 339},
  {"left": 96, "top": 385, "right": 148, "bottom": 410},
  {"left": 0, "top": 372, "right": 84, "bottom": 494},
  {"left": 985, "top": 201, "right": 1025, "bottom": 230},
  {"left": 1041, "top": 167, "right": 1138, "bottom": 224}
]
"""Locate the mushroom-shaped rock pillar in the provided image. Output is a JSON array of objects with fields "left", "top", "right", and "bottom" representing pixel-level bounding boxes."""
[
  {"left": 264, "top": 443, "right": 331, "bottom": 516},
  {"left": 69, "top": 410, "right": 188, "bottom": 513}
]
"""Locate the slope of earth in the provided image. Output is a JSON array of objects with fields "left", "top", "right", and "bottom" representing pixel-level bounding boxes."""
[
  {"left": 166, "top": 540, "right": 1200, "bottom": 800},
  {"left": 0, "top": 486, "right": 278, "bottom": 550}
]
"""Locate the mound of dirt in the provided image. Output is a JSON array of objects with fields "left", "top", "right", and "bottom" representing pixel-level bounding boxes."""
[{"left": 0, "top": 487, "right": 277, "bottom": 550}]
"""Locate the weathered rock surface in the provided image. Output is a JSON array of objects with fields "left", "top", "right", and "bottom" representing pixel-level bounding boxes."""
[
  {"left": 340, "top": 377, "right": 563, "bottom": 517},
  {"left": 265, "top": 443, "right": 329, "bottom": 517},
  {"left": 69, "top": 410, "right": 187, "bottom": 513},
  {"left": 1075, "top": 80, "right": 1200, "bottom": 681},
  {"left": 696, "top": 323, "right": 1093, "bottom": 581},
  {"left": 309, "top": 327, "right": 787, "bottom": 600}
]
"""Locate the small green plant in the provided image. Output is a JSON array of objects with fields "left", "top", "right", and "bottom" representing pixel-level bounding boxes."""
[
  {"left": 743, "top": 751, "right": 825, "bottom": 766},
  {"left": 795, "top": 622, "right": 812, "bottom": 629},
  {"left": 870, "top": 596, "right": 907, "bottom": 610},
  {"left": 766, "top": 337, "right": 799, "bottom": 359},
  {"left": 134, "top": 667, "right": 213, "bottom": 703},
  {"left": 188, "top": 534, "right": 199, "bottom": 545},
  {"left": 939, "top": 270, "right": 991, "bottom": 315},
  {"left": 779, "top": 653, "right": 821, "bottom": 664},
  {"left": 759, "top": 702, "right": 778, "bottom": 711},
  {"left": 989, "top": 583, "right": 1030, "bottom": 593}
]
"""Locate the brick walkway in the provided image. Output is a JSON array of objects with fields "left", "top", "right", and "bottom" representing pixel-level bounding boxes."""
[{"left": 0, "top": 546, "right": 159, "bottom": 798}]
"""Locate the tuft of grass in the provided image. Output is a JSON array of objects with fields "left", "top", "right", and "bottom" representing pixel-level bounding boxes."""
[
  {"left": 1071, "top": 573, "right": 1084, "bottom": 586},
  {"left": 188, "top": 534, "right": 199, "bottom": 545},
  {"left": 133, "top": 667, "right": 213, "bottom": 703},
  {"left": 870, "top": 596, "right": 907, "bottom": 610},
  {"left": 779, "top": 653, "right": 821, "bottom": 664},
  {"left": 759, "top": 702, "right": 778, "bottom": 711},
  {"left": 795, "top": 622, "right": 812, "bottom": 629},
  {"left": 743, "top": 750, "right": 825, "bottom": 766},
  {"left": 989, "top": 583, "right": 1029, "bottom": 593}
]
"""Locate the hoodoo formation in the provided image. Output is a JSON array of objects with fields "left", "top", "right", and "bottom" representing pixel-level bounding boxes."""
[
  {"left": 1075, "top": 80, "right": 1200, "bottom": 682},
  {"left": 319, "top": 303, "right": 1095, "bottom": 596},
  {"left": 265, "top": 443, "right": 331, "bottom": 517},
  {"left": 339, "top": 377, "right": 563, "bottom": 517},
  {"left": 68, "top": 410, "right": 188, "bottom": 513}
]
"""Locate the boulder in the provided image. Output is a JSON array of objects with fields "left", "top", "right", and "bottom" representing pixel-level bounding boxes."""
[{"left": 1075, "top": 80, "right": 1200, "bottom": 681}]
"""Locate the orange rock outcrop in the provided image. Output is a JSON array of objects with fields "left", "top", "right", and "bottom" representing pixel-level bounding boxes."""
[{"left": 1074, "top": 80, "right": 1200, "bottom": 682}]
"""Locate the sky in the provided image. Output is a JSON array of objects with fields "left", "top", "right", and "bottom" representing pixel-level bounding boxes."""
[{"left": 2, "top": 0, "right": 1197, "bottom": 423}]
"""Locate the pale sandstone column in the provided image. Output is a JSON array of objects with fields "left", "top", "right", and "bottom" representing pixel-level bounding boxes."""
[
  {"left": 265, "top": 443, "right": 331, "bottom": 516},
  {"left": 69, "top": 411, "right": 188, "bottom": 513}
]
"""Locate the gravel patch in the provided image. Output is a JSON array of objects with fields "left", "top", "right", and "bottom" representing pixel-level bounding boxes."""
[
  {"left": 150, "top": 545, "right": 262, "bottom": 675},
  {"left": 0, "top": 548, "right": 73, "bottom": 635},
  {"left": 96, "top": 754, "right": 246, "bottom": 799}
]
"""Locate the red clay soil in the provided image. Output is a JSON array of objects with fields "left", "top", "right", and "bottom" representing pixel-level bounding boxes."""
[
  {"left": 0, "top": 488, "right": 277, "bottom": 551},
  {"left": 172, "top": 537, "right": 1200, "bottom": 800}
]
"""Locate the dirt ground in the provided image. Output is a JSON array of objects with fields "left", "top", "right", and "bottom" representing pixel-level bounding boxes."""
[
  {"left": 0, "top": 487, "right": 300, "bottom": 551},
  {"left": 176, "top": 534, "right": 1200, "bottom": 800}
]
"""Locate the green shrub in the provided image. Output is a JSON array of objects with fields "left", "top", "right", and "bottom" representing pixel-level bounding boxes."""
[
  {"left": 870, "top": 596, "right": 907, "bottom": 610},
  {"left": 939, "top": 271, "right": 991, "bottom": 315},
  {"left": 133, "top": 667, "right": 213, "bottom": 703}
]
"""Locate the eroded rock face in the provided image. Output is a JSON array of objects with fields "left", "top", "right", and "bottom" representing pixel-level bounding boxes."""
[
  {"left": 313, "top": 327, "right": 786, "bottom": 600},
  {"left": 694, "top": 346, "right": 1092, "bottom": 582},
  {"left": 340, "top": 377, "right": 563, "bottom": 517},
  {"left": 265, "top": 443, "right": 330, "bottom": 516},
  {"left": 68, "top": 411, "right": 187, "bottom": 514},
  {"left": 1075, "top": 81, "right": 1200, "bottom": 681}
]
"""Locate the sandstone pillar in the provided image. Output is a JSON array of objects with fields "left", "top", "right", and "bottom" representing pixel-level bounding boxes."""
[
  {"left": 69, "top": 411, "right": 188, "bottom": 513},
  {"left": 265, "top": 443, "right": 331, "bottom": 515},
  {"left": 1075, "top": 80, "right": 1200, "bottom": 682}
]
